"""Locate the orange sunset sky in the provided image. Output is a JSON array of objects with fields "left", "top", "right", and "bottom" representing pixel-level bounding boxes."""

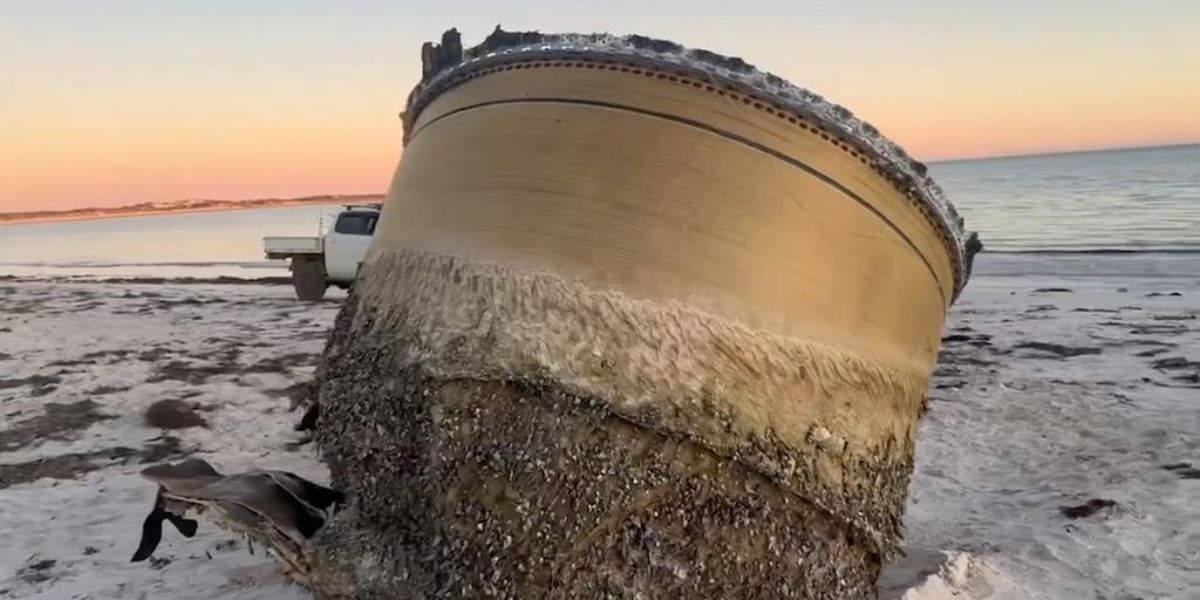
[{"left": 2, "top": 1, "right": 1198, "bottom": 212}]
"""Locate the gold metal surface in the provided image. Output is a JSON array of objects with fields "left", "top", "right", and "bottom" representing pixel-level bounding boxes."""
[{"left": 381, "top": 67, "right": 952, "bottom": 371}]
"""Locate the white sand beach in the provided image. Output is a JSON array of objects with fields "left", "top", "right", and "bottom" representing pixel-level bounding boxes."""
[
  {"left": 0, "top": 281, "right": 340, "bottom": 599},
  {"left": 881, "top": 260, "right": 1199, "bottom": 599},
  {"left": 1, "top": 261, "right": 1196, "bottom": 599}
]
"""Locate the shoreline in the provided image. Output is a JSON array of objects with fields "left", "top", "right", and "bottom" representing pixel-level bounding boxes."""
[{"left": 0, "top": 274, "right": 293, "bottom": 286}]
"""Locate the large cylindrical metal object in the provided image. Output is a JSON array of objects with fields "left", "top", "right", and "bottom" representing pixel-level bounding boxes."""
[{"left": 312, "top": 29, "right": 972, "bottom": 599}]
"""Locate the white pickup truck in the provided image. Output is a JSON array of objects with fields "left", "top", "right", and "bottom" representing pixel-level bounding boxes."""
[{"left": 263, "top": 204, "right": 380, "bottom": 301}]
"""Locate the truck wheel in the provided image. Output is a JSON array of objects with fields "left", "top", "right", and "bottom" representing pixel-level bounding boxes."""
[{"left": 292, "top": 257, "right": 327, "bottom": 302}]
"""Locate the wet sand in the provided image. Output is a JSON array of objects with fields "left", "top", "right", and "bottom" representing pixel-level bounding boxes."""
[{"left": 0, "top": 271, "right": 1196, "bottom": 599}]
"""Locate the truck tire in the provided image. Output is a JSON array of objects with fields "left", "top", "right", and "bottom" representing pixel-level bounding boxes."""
[{"left": 292, "top": 257, "right": 327, "bottom": 302}]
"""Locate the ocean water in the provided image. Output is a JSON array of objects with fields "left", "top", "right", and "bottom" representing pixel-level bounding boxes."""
[
  {"left": 0, "top": 204, "right": 345, "bottom": 280},
  {"left": 932, "top": 143, "right": 1199, "bottom": 254},
  {"left": 0, "top": 144, "right": 1196, "bottom": 280}
]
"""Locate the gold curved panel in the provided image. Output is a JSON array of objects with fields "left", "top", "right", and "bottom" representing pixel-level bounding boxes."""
[
  {"left": 380, "top": 101, "right": 947, "bottom": 370},
  {"left": 409, "top": 64, "right": 957, "bottom": 305}
]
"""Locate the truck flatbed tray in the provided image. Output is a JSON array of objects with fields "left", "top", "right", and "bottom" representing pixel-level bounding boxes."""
[{"left": 264, "top": 236, "right": 321, "bottom": 259}]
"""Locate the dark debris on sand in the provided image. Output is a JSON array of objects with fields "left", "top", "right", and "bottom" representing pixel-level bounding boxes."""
[
  {"left": 264, "top": 379, "right": 318, "bottom": 410},
  {"left": 46, "top": 357, "right": 99, "bottom": 368},
  {"left": 0, "top": 399, "right": 115, "bottom": 452},
  {"left": 935, "top": 331, "right": 1000, "bottom": 373},
  {"left": 1059, "top": 498, "right": 1116, "bottom": 519},
  {"left": 1162, "top": 463, "right": 1200, "bottom": 479},
  {"left": 242, "top": 352, "right": 319, "bottom": 375},
  {"left": 1013, "top": 341, "right": 1102, "bottom": 358},
  {"left": 0, "top": 436, "right": 186, "bottom": 489},
  {"left": 147, "top": 360, "right": 235, "bottom": 385},
  {"left": 136, "top": 347, "right": 174, "bottom": 363},
  {"left": 149, "top": 556, "right": 173, "bottom": 570},
  {"left": 144, "top": 399, "right": 208, "bottom": 430},
  {"left": 145, "top": 346, "right": 241, "bottom": 384},
  {"left": 87, "top": 384, "right": 133, "bottom": 395},
  {"left": 941, "top": 333, "right": 992, "bottom": 346},
  {"left": 1150, "top": 357, "right": 1200, "bottom": 371},
  {"left": 1125, "top": 322, "right": 1190, "bottom": 336},
  {"left": 1146, "top": 356, "right": 1200, "bottom": 387},
  {"left": 0, "top": 374, "right": 62, "bottom": 396},
  {"left": 15, "top": 558, "right": 57, "bottom": 585},
  {"left": 143, "top": 347, "right": 317, "bottom": 385}
]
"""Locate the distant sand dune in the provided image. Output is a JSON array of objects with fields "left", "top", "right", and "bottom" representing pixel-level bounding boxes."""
[{"left": 0, "top": 194, "right": 383, "bottom": 225}]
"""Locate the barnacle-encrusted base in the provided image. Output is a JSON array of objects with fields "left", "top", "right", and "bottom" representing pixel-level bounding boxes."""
[
  {"left": 308, "top": 250, "right": 924, "bottom": 599},
  {"left": 312, "top": 374, "right": 881, "bottom": 599}
]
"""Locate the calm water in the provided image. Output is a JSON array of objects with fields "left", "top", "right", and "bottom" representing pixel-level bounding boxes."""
[
  {"left": 932, "top": 143, "right": 1199, "bottom": 253},
  {"left": 0, "top": 205, "right": 344, "bottom": 279},
  {"left": 1, "top": 144, "right": 1197, "bottom": 280}
]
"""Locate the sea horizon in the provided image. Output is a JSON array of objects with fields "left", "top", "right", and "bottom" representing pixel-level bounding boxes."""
[
  {"left": 929, "top": 140, "right": 1200, "bottom": 165},
  {"left": 1, "top": 142, "right": 1196, "bottom": 281},
  {"left": 3, "top": 141, "right": 1197, "bottom": 219}
]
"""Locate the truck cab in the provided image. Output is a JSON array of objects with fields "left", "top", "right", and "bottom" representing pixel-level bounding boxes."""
[
  {"left": 264, "top": 203, "right": 381, "bottom": 301},
  {"left": 324, "top": 209, "right": 379, "bottom": 282}
]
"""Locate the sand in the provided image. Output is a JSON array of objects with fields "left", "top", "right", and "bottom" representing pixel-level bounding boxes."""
[
  {"left": 0, "top": 280, "right": 341, "bottom": 600},
  {"left": 884, "top": 271, "right": 1199, "bottom": 599},
  {"left": 1, "top": 265, "right": 1196, "bottom": 598}
]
